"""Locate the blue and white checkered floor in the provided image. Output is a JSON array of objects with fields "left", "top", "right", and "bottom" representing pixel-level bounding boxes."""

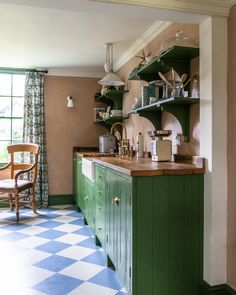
[{"left": 0, "top": 205, "right": 128, "bottom": 295}]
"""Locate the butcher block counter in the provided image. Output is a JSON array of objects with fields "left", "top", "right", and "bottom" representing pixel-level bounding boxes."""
[{"left": 74, "top": 149, "right": 205, "bottom": 176}]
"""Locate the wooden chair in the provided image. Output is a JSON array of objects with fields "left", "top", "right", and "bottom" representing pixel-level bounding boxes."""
[{"left": 0, "top": 143, "right": 39, "bottom": 222}]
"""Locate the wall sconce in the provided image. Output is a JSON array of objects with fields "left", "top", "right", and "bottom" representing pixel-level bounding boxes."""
[{"left": 67, "top": 96, "right": 74, "bottom": 108}]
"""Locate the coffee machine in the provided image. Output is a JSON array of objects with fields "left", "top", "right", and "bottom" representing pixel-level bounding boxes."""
[{"left": 148, "top": 130, "right": 172, "bottom": 162}]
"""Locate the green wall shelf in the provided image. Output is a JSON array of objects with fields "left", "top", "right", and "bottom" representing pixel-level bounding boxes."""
[
  {"left": 95, "top": 116, "right": 128, "bottom": 129},
  {"left": 128, "top": 46, "right": 200, "bottom": 141},
  {"left": 129, "top": 97, "right": 199, "bottom": 141},
  {"left": 95, "top": 89, "right": 128, "bottom": 110},
  {"left": 95, "top": 89, "right": 129, "bottom": 131},
  {"left": 128, "top": 46, "right": 199, "bottom": 82}
]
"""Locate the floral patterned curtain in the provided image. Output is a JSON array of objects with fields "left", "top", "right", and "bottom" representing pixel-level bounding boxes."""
[{"left": 23, "top": 72, "right": 48, "bottom": 207}]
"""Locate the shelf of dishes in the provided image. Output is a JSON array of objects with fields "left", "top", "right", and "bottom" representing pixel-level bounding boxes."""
[
  {"left": 129, "top": 96, "right": 199, "bottom": 114},
  {"left": 129, "top": 96, "right": 199, "bottom": 142}
]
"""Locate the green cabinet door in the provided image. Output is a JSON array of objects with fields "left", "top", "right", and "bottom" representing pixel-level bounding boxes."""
[
  {"left": 73, "top": 157, "right": 77, "bottom": 203},
  {"left": 75, "top": 156, "right": 84, "bottom": 212},
  {"left": 132, "top": 174, "right": 204, "bottom": 295},
  {"left": 95, "top": 165, "right": 106, "bottom": 248},
  {"left": 83, "top": 176, "right": 95, "bottom": 231},
  {"left": 106, "top": 169, "right": 132, "bottom": 294}
]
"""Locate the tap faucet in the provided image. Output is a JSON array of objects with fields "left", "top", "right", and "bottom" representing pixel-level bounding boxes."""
[{"left": 110, "top": 122, "right": 127, "bottom": 141}]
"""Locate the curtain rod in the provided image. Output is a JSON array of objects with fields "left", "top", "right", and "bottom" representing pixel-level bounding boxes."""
[{"left": 0, "top": 67, "right": 48, "bottom": 74}]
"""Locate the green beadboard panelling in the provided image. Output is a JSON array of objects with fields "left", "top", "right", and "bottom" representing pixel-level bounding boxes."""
[
  {"left": 152, "top": 175, "right": 169, "bottom": 294},
  {"left": 133, "top": 176, "right": 154, "bottom": 295},
  {"left": 200, "top": 281, "right": 236, "bottom": 295},
  {"left": 168, "top": 175, "right": 186, "bottom": 295},
  {"left": 48, "top": 194, "right": 75, "bottom": 206},
  {"left": 184, "top": 175, "right": 204, "bottom": 294},
  {"left": 133, "top": 174, "right": 203, "bottom": 295}
]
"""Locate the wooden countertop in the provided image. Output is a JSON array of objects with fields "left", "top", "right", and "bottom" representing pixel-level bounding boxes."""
[
  {"left": 74, "top": 152, "right": 115, "bottom": 158},
  {"left": 74, "top": 150, "right": 205, "bottom": 176},
  {"left": 92, "top": 156, "right": 205, "bottom": 176}
]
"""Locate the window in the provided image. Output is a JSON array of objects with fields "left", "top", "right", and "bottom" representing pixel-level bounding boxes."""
[{"left": 0, "top": 73, "right": 25, "bottom": 163}]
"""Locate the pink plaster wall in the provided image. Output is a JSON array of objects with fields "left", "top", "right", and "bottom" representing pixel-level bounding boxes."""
[{"left": 44, "top": 76, "right": 107, "bottom": 195}]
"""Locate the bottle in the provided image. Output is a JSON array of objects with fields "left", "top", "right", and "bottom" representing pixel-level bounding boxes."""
[{"left": 136, "top": 132, "right": 144, "bottom": 158}]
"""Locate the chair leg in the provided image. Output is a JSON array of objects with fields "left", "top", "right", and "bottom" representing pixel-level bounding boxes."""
[
  {"left": 8, "top": 193, "right": 14, "bottom": 211},
  {"left": 31, "top": 187, "right": 37, "bottom": 213},
  {"left": 15, "top": 192, "right": 19, "bottom": 222}
]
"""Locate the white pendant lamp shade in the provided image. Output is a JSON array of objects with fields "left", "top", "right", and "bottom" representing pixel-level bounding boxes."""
[
  {"left": 98, "top": 72, "right": 125, "bottom": 86},
  {"left": 98, "top": 43, "right": 125, "bottom": 86}
]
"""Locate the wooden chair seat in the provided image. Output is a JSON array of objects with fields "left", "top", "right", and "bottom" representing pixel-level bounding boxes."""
[{"left": 0, "top": 143, "right": 39, "bottom": 221}]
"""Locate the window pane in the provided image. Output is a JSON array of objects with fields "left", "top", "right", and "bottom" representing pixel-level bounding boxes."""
[
  {"left": 0, "top": 119, "right": 11, "bottom": 140},
  {"left": 0, "top": 141, "right": 10, "bottom": 163},
  {"left": 12, "top": 119, "right": 23, "bottom": 141},
  {"left": 11, "top": 140, "right": 23, "bottom": 163},
  {"left": 0, "top": 97, "right": 11, "bottom": 117},
  {"left": 0, "top": 74, "right": 11, "bottom": 96},
  {"left": 12, "top": 97, "right": 24, "bottom": 117},
  {"left": 12, "top": 74, "right": 25, "bottom": 96}
]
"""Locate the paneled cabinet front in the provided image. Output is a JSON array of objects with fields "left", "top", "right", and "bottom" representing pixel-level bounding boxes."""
[
  {"left": 74, "top": 157, "right": 204, "bottom": 295},
  {"left": 106, "top": 169, "right": 132, "bottom": 294},
  {"left": 74, "top": 156, "right": 84, "bottom": 211},
  {"left": 83, "top": 176, "right": 95, "bottom": 230},
  {"left": 95, "top": 165, "right": 106, "bottom": 247}
]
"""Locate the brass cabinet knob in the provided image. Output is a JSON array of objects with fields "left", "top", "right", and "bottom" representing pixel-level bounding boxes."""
[{"left": 112, "top": 197, "right": 120, "bottom": 206}]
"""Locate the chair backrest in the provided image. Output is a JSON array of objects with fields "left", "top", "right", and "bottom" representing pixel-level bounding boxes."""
[{"left": 7, "top": 143, "right": 39, "bottom": 183}]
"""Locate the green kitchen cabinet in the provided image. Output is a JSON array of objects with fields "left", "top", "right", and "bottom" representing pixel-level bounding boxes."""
[
  {"left": 74, "top": 157, "right": 204, "bottom": 295},
  {"left": 83, "top": 176, "right": 95, "bottom": 230},
  {"left": 106, "top": 169, "right": 132, "bottom": 294},
  {"left": 132, "top": 174, "right": 203, "bottom": 295},
  {"left": 74, "top": 156, "right": 84, "bottom": 211},
  {"left": 94, "top": 165, "right": 106, "bottom": 247},
  {"left": 73, "top": 156, "right": 77, "bottom": 203}
]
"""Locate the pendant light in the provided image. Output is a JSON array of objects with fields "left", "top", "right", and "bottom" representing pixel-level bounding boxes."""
[{"left": 98, "top": 43, "right": 125, "bottom": 86}]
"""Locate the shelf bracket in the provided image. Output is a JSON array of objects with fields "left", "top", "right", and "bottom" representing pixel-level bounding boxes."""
[
  {"left": 162, "top": 104, "right": 190, "bottom": 141},
  {"left": 138, "top": 110, "right": 162, "bottom": 130}
]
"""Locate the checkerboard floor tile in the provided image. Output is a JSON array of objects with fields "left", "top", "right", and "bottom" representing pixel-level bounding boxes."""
[{"left": 0, "top": 205, "right": 128, "bottom": 295}]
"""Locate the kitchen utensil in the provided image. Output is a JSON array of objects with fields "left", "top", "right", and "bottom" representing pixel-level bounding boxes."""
[
  {"left": 158, "top": 30, "right": 198, "bottom": 54},
  {"left": 172, "top": 68, "right": 176, "bottom": 88},
  {"left": 183, "top": 77, "right": 192, "bottom": 88},
  {"left": 180, "top": 73, "right": 187, "bottom": 86},
  {"left": 148, "top": 130, "right": 172, "bottom": 162},
  {"left": 99, "top": 135, "right": 117, "bottom": 153},
  {"left": 158, "top": 72, "right": 174, "bottom": 89}
]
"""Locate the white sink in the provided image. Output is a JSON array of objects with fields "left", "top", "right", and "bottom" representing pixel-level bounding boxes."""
[{"left": 82, "top": 158, "right": 95, "bottom": 182}]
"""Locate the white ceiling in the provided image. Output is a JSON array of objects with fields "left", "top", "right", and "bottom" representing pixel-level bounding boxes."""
[{"left": 0, "top": 0, "right": 230, "bottom": 76}]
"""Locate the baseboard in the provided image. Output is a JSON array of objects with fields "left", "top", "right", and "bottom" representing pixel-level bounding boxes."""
[
  {"left": 1, "top": 195, "right": 75, "bottom": 208},
  {"left": 48, "top": 194, "right": 75, "bottom": 206},
  {"left": 201, "top": 281, "right": 236, "bottom": 295}
]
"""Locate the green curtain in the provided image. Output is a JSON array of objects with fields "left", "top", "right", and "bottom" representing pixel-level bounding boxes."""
[{"left": 23, "top": 72, "right": 48, "bottom": 207}]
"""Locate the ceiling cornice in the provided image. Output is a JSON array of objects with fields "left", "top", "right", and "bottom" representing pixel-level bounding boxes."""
[
  {"left": 113, "top": 20, "right": 172, "bottom": 71},
  {"left": 47, "top": 68, "right": 104, "bottom": 78},
  {"left": 91, "top": 0, "right": 236, "bottom": 16}
]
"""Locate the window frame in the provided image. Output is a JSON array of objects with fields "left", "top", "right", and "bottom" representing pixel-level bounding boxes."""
[{"left": 0, "top": 72, "right": 25, "bottom": 165}]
